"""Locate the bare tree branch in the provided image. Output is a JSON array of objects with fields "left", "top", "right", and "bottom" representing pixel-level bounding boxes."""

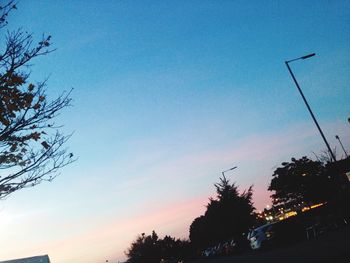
[{"left": 0, "top": 2, "right": 74, "bottom": 199}]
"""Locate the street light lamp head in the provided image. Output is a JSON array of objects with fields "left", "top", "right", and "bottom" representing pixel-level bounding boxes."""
[
  {"left": 335, "top": 135, "right": 339, "bottom": 140},
  {"left": 301, "top": 53, "right": 316, "bottom": 60},
  {"left": 286, "top": 53, "right": 316, "bottom": 64},
  {"left": 222, "top": 166, "right": 238, "bottom": 176}
]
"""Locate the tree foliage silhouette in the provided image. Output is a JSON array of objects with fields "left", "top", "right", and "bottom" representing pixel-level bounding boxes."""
[
  {"left": 268, "top": 156, "right": 337, "bottom": 208},
  {"left": 126, "top": 231, "right": 192, "bottom": 263},
  {"left": 0, "top": 1, "right": 74, "bottom": 198},
  {"left": 189, "top": 175, "right": 255, "bottom": 249}
]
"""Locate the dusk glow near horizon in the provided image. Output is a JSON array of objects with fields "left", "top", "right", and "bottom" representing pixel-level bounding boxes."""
[{"left": 0, "top": 1, "right": 350, "bottom": 262}]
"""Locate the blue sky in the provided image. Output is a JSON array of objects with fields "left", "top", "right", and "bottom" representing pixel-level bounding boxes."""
[{"left": 1, "top": 1, "right": 350, "bottom": 262}]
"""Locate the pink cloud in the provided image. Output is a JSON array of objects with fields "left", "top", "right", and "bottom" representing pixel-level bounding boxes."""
[{"left": 3, "top": 195, "right": 208, "bottom": 263}]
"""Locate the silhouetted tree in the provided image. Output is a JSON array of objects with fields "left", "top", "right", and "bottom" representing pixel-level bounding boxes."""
[
  {"left": 0, "top": 1, "right": 74, "bottom": 198},
  {"left": 189, "top": 215, "right": 207, "bottom": 249},
  {"left": 158, "top": 235, "right": 193, "bottom": 261},
  {"left": 126, "top": 231, "right": 161, "bottom": 263},
  {"left": 126, "top": 231, "right": 192, "bottom": 263},
  {"left": 268, "top": 157, "right": 336, "bottom": 208},
  {"left": 324, "top": 157, "right": 350, "bottom": 204},
  {"left": 189, "top": 175, "right": 255, "bottom": 249}
]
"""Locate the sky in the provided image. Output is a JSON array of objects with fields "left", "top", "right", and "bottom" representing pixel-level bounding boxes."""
[{"left": 0, "top": 0, "right": 350, "bottom": 262}]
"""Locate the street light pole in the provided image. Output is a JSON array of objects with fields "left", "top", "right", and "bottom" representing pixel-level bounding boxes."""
[
  {"left": 221, "top": 166, "right": 237, "bottom": 177},
  {"left": 285, "top": 53, "right": 336, "bottom": 162},
  {"left": 335, "top": 135, "right": 348, "bottom": 158}
]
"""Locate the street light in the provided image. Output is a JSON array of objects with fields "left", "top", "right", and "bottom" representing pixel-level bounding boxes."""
[
  {"left": 285, "top": 53, "right": 336, "bottom": 162},
  {"left": 335, "top": 135, "right": 348, "bottom": 158},
  {"left": 221, "top": 166, "right": 237, "bottom": 177}
]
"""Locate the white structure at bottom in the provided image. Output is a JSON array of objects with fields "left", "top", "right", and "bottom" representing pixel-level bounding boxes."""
[{"left": 0, "top": 255, "right": 50, "bottom": 263}]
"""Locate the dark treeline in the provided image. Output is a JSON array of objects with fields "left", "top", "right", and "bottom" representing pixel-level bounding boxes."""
[
  {"left": 125, "top": 156, "right": 350, "bottom": 263},
  {"left": 125, "top": 231, "right": 193, "bottom": 263}
]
